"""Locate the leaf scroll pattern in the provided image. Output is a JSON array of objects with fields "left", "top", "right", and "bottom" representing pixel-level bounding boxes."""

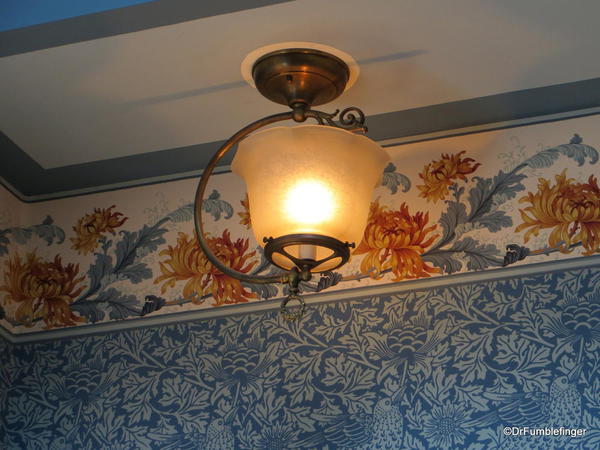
[{"left": 2, "top": 266, "right": 600, "bottom": 449}]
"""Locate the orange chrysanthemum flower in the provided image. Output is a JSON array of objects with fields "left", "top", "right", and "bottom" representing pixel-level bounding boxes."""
[
  {"left": 516, "top": 171, "right": 600, "bottom": 255},
  {"left": 354, "top": 201, "right": 440, "bottom": 281},
  {"left": 239, "top": 194, "right": 251, "bottom": 229},
  {"left": 417, "top": 151, "right": 481, "bottom": 203},
  {"left": 0, "top": 252, "right": 86, "bottom": 329},
  {"left": 71, "top": 205, "right": 127, "bottom": 255},
  {"left": 154, "top": 231, "right": 258, "bottom": 306}
]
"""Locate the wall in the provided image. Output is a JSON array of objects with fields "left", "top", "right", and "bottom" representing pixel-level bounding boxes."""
[
  {"left": 0, "top": 332, "right": 12, "bottom": 445},
  {"left": 1, "top": 114, "right": 600, "bottom": 337},
  {"left": 2, "top": 265, "right": 600, "bottom": 449},
  {"left": 2, "top": 114, "right": 600, "bottom": 448}
]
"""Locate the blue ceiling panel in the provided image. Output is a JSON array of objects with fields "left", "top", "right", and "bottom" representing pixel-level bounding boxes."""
[{"left": 0, "top": 0, "right": 157, "bottom": 31}]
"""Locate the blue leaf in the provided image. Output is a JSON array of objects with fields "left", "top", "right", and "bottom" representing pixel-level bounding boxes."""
[
  {"left": 423, "top": 238, "right": 501, "bottom": 273},
  {"left": 452, "top": 237, "right": 502, "bottom": 271},
  {"left": 0, "top": 231, "right": 10, "bottom": 256},
  {"left": 242, "top": 282, "right": 278, "bottom": 300},
  {"left": 83, "top": 253, "right": 113, "bottom": 298},
  {"left": 439, "top": 201, "right": 468, "bottom": 242},
  {"left": 86, "top": 288, "right": 140, "bottom": 321},
  {"left": 474, "top": 210, "right": 513, "bottom": 232},
  {"left": 71, "top": 301, "right": 105, "bottom": 323},
  {"left": 422, "top": 251, "right": 462, "bottom": 274},
  {"left": 106, "top": 294, "right": 139, "bottom": 320},
  {"left": 166, "top": 203, "right": 194, "bottom": 223},
  {"left": 9, "top": 228, "right": 32, "bottom": 245},
  {"left": 101, "top": 238, "right": 113, "bottom": 253},
  {"left": 114, "top": 222, "right": 168, "bottom": 273},
  {"left": 380, "top": 163, "right": 411, "bottom": 194},
  {"left": 316, "top": 272, "right": 343, "bottom": 292},
  {"left": 28, "top": 216, "right": 66, "bottom": 246},
  {"left": 202, "top": 189, "right": 233, "bottom": 221},
  {"left": 467, "top": 171, "right": 527, "bottom": 222},
  {"left": 3, "top": 216, "right": 65, "bottom": 248},
  {"left": 524, "top": 140, "right": 598, "bottom": 169},
  {"left": 119, "top": 263, "right": 152, "bottom": 284}
]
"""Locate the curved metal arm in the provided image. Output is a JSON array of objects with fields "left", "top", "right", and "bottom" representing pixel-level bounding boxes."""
[{"left": 194, "top": 112, "right": 294, "bottom": 284}]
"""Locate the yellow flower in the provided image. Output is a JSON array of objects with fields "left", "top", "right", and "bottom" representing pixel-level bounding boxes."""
[
  {"left": 154, "top": 231, "right": 257, "bottom": 306},
  {"left": 516, "top": 171, "right": 600, "bottom": 255},
  {"left": 71, "top": 205, "right": 127, "bottom": 255},
  {"left": 354, "top": 201, "right": 440, "bottom": 281},
  {"left": 417, "top": 151, "right": 481, "bottom": 203},
  {"left": 239, "top": 194, "right": 251, "bottom": 229},
  {"left": 0, "top": 252, "right": 86, "bottom": 329}
]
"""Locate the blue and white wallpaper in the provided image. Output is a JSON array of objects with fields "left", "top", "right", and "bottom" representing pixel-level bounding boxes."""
[
  {"left": 0, "top": 333, "right": 10, "bottom": 446},
  {"left": 2, "top": 266, "right": 600, "bottom": 449}
]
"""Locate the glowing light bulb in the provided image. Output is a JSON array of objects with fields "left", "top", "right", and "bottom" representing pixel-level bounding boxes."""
[{"left": 285, "top": 179, "right": 335, "bottom": 225}]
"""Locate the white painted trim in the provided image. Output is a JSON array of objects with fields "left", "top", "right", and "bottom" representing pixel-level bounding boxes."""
[
  {"left": 3, "top": 255, "right": 599, "bottom": 344},
  {"left": 378, "top": 106, "right": 600, "bottom": 148},
  {"left": 0, "top": 166, "right": 233, "bottom": 203},
  {"left": 6, "top": 107, "right": 600, "bottom": 203}
]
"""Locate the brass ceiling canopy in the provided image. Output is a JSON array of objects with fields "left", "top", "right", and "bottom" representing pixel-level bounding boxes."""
[{"left": 251, "top": 48, "right": 350, "bottom": 107}]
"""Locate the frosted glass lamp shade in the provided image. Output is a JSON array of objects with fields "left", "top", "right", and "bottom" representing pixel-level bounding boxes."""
[{"left": 232, "top": 124, "right": 389, "bottom": 271}]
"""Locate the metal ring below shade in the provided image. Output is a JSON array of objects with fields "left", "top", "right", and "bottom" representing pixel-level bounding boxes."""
[
  {"left": 280, "top": 294, "right": 306, "bottom": 322},
  {"left": 263, "top": 233, "right": 354, "bottom": 272}
]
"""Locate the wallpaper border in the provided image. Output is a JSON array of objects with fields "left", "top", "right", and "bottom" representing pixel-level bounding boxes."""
[{"left": 2, "top": 254, "right": 599, "bottom": 345}]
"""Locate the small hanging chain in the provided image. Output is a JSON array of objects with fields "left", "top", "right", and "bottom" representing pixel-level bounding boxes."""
[
  {"left": 280, "top": 291, "right": 306, "bottom": 322},
  {"left": 280, "top": 266, "right": 311, "bottom": 322}
]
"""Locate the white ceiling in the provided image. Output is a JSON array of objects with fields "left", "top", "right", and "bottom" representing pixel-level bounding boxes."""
[{"left": 1, "top": 0, "right": 600, "bottom": 169}]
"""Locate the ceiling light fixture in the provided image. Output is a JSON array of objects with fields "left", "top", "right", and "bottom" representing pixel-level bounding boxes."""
[{"left": 194, "top": 43, "right": 389, "bottom": 321}]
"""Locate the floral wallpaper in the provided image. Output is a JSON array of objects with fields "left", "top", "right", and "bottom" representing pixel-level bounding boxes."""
[
  {"left": 1, "top": 114, "right": 600, "bottom": 334},
  {"left": 1, "top": 266, "right": 600, "bottom": 449}
]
